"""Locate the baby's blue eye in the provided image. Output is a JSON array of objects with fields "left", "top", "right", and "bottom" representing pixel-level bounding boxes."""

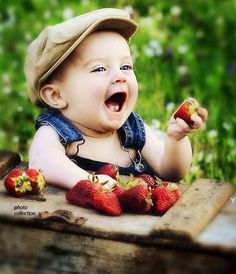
[
  {"left": 91, "top": 67, "right": 106, "bottom": 72},
  {"left": 121, "top": 65, "right": 133, "bottom": 71}
]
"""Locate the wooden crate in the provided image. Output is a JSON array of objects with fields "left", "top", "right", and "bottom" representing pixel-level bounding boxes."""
[{"left": 0, "top": 150, "right": 235, "bottom": 274}]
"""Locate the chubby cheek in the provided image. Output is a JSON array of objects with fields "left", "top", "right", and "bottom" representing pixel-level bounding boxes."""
[{"left": 128, "top": 81, "right": 138, "bottom": 107}]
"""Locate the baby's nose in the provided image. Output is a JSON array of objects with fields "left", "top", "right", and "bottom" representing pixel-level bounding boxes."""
[
  {"left": 115, "top": 78, "right": 126, "bottom": 83},
  {"left": 112, "top": 69, "right": 127, "bottom": 84}
]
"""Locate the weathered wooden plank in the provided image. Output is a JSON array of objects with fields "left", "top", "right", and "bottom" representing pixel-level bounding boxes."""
[
  {"left": 0, "top": 150, "right": 21, "bottom": 179},
  {"left": 153, "top": 179, "right": 235, "bottom": 240},
  {"left": 0, "top": 223, "right": 235, "bottom": 274}
]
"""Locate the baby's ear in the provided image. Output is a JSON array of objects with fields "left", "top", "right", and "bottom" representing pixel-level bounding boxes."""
[{"left": 39, "top": 84, "right": 67, "bottom": 109}]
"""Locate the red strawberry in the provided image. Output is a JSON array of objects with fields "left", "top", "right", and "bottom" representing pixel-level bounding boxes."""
[
  {"left": 4, "top": 168, "right": 32, "bottom": 197},
  {"left": 174, "top": 98, "right": 199, "bottom": 126},
  {"left": 152, "top": 182, "right": 180, "bottom": 215},
  {"left": 163, "top": 182, "right": 180, "bottom": 204},
  {"left": 119, "top": 184, "right": 153, "bottom": 214},
  {"left": 136, "top": 174, "right": 157, "bottom": 189},
  {"left": 112, "top": 184, "right": 125, "bottom": 198},
  {"left": 25, "top": 169, "right": 46, "bottom": 194},
  {"left": 66, "top": 177, "right": 103, "bottom": 208},
  {"left": 93, "top": 191, "right": 122, "bottom": 216},
  {"left": 95, "top": 164, "right": 119, "bottom": 180}
]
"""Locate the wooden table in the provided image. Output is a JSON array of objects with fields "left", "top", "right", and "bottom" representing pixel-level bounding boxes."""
[{"left": 0, "top": 150, "right": 235, "bottom": 274}]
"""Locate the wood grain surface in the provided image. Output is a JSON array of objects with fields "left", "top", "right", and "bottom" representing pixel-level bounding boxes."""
[{"left": 0, "top": 150, "right": 21, "bottom": 179}]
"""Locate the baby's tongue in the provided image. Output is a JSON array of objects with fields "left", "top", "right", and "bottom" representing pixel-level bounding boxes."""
[{"left": 105, "top": 100, "right": 119, "bottom": 112}]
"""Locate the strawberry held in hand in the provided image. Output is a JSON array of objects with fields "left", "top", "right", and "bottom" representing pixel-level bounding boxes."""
[{"left": 174, "top": 98, "right": 199, "bottom": 126}]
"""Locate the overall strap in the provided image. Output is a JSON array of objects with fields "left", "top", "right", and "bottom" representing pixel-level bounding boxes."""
[
  {"left": 118, "top": 112, "right": 146, "bottom": 150},
  {"left": 35, "top": 108, "right": 84, "bottom": 145}
]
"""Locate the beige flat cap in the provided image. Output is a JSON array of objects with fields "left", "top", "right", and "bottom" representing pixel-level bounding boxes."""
[{"left": 24, "top": 8, "right": 138, "bottom": 105}]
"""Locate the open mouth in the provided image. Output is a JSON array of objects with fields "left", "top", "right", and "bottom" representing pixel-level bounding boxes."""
[{"left": 105, "top": 92, "right": 127, "bottom": 112}]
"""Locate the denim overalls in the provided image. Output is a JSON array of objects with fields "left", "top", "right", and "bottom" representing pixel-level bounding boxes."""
[{"left": 35, "top": 108, "right": 156, "bottom": 176}]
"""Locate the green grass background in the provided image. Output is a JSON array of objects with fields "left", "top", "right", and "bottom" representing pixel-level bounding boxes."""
[{"left": 0, "top": 0, "right": 235, "bottom": 185}]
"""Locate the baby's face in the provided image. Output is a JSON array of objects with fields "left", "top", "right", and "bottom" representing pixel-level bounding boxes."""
[{"left": 59, "top": 31, "right": 138, "bottom": 134}]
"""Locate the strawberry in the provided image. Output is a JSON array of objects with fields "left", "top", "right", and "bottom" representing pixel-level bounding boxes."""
[
  {"left": 93, "top": 191, "right": 122, "bottom": 216},
  {"left": 95, "top": 164, "right": 119, "bottom": 180},
  {"left": 4, "top": 168, "right": 32, "bottom": 197},
  {"left": 119, "top": 184, "right": 153, "bottom": 214},
  {"left": 152, "top": 182, "right": 180, "bottom": 215},
  {"left": 66, "top": 177, "right": 103, "bottom": 208},
  {"left": 163, "top": 182, "right": 180, "bottom": 204},
  {"left": 112, "top": 184, "right": 125, "bottom": 198},
  {"left": 25, "top": 169, "right": 46, "bottom": 194},
  {"left": 174, "top": 97, "right": 199, "bottom": 126},
  {"left": 135, "top": 174, "right": 157, "bottom": 189}
]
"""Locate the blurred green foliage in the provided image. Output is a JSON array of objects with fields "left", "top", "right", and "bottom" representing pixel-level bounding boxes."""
[{"left": 0, "top": 0, "right": 235, "bottom": 185}]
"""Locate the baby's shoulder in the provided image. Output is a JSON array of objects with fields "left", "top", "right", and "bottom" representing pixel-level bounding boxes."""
[{"left": 34, "top": 125, "right": 60, "bottom": 141}]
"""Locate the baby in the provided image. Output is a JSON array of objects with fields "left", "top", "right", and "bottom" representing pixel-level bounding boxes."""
[{"left": 24, "top": 8, "right": 207, "bottom": 189}]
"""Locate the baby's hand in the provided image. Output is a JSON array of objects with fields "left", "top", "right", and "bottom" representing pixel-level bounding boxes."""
[
  {"left": 96, "top": 174, "right": 118, "bottom": 190},
  {"left": 167, "top": 98, "right": 208, "bottom": 141}
]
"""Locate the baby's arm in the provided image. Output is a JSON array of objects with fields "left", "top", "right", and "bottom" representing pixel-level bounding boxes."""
[
  {"left": 29, "top": 126, "right": 116, "bottom": 189},
  {"left": 142, "top": 125, "right": 192, "bottom": 181},
  {"left": 142, "top": 105, "right": 208, "bottom": 181}
]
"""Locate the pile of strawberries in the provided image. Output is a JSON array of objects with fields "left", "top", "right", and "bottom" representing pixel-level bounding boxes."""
[
  {"left": 4, "top": 168, "right": 46, "bottom": 197},
  {"left": 66, "top": 164, "right": 180, "bottom": 216}
]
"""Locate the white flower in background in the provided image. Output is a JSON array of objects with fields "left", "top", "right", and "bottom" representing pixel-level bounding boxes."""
[
  {"left": 166, "top": 102, "right": 175, "bottom": 112},
  {"left": 149, "top": 39, "right": 163, "bottom": 56},
  {"left": 17, "top": 106, "right": 23, "bottom": 112},
  {"left": 3, "top": 86, "right": 11, "bottom": 94},
  {"left": 196, "top": 151, "right": 204, "bottom": 162},
  {"left": 190, "top": 165, "right": 200, "bottom": 173},
  {"left": 19, "top": 91, "right": 25, "bottom": 97},
  {"left": 178, "top": 44, "right": 189, "bottom": 54},
  {"left": 170, "top": 6, "right": 182, "bottom": 17},
  {"left": 156, "top": 12, "right": 163, "bottom": 21},
  {"left": 227, "top": 138, "right": 235, "bottom": 147},
  {"left": 6, "top": 7, "right": 16, "bottom": 26},
  {"left": 150, "top": 120, "right": 165, "bottom": 141},
  {"left": 81, "top": 0, "right": 90, "bottom": 5},
  {"left": 24, "top": 32, "right": 32, "bottom": 42},
  {"left": 208, "top": 129, "right": 218, "bottom": 138},
  {"left": 0, "top": 130, "right": 6, "bottom": 139},
  {"left": 63, "top": 8, "right": 74, "bottom": 20},
  {"left": 2, "top": 73, "right": 10, "bottom": 83},
  {"left": 144, "top": 46, "right": 155, "bottom": 57},
  {"left": 13, "top": 136, "right": 19, "bottom": 144},
  {"left": 43, "top": 10, "right": 51, "bottom": 19},
  {"left": 177, "top": 65, "right": 189, "bottom": 75},
  {"left": 201, "top": 122, "right": 207, "bottom": 131},
  {"left": 150, "top": 119, "right": 161, "bottom": 129},
  {"left": 124, "top": 6, "right": 134, "bottom": 15},
  {"left": 205, "top": 153, "right": 214, "bottom": 163},
  {"left": 223, "top": 122, "right": 231, "bottom": 131},
  {"left": 142, "top": 17, "right": 153, "bottom": 26}
]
